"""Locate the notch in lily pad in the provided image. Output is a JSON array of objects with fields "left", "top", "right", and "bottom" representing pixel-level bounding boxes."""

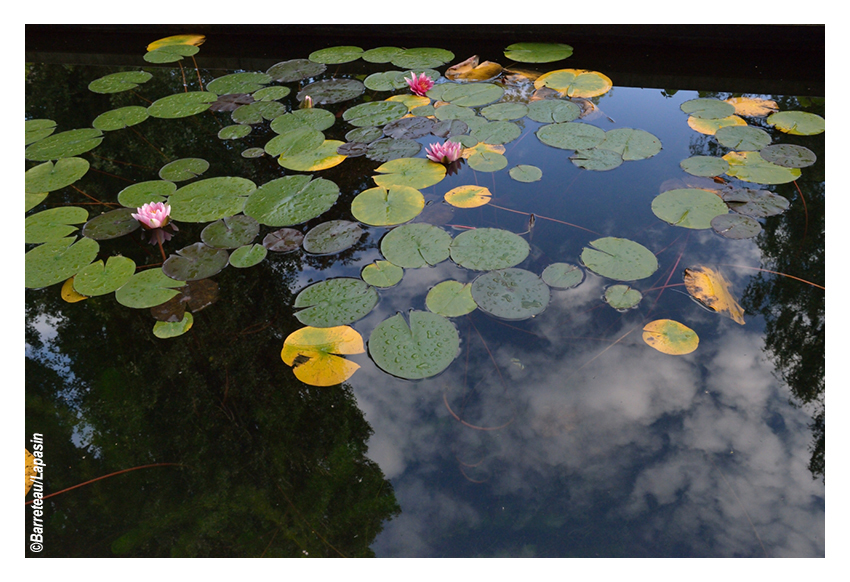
[{"left": 368, "top": 310, "right": 460, "bottom": 380}]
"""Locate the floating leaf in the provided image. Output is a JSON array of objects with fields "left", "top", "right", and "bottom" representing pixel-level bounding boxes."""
[
  {"left": 346, "top": 126, "right": 384, "bottom": 143},
  {"left": 266, "top": 59, "right": 327, "bottom": 83},
  {"left": 25, "top": 128, "right": 103, "bottom": 161},
  {"left": 169, "top": 176, "right": 256, "bottom": 222},
  {"left": 303, "top": 220, "right": 362, "bottom": 255},
  {"left": 218, "top": 124, "right": 252, "bottom": 140},
  {"left": 147, "top": 91, "right": 216, "bottom": 118},
  {"left": 722, "top": 151, "right": 801, "bottom": 184},
  {"left": 642, "top": 319, "right": 699, "bottom": 355},
  {"left": 471, "top": 268, "right": 550, "bottom": 320},
  {"left": 710, "top": 213, "right": 762, "bottom": 239},
  {"left": 309, "top": 45, "right": 364, "bottom": 64},
  {"left": 61, "top": 277, "right": 87, "bottom": 303},
  {"left": 153, "top": 312, "right": 193, "bottom": 339},
  {"left": 651, "top": 188, "right": 729, "bottom": 229},
  {"left": 533, "top": 69, "right": 612, "bottom": 98},
  {"left": 679, "top": 155, "right": 729, "bottom": 177},
  {"left": 604, "top": 284, "right": 642, "bottom": 310},
  {"left": 715, "top": 125, "right": 771, "bottom": 151},
  {"left": 680, "top": 98, "right": 736, "bottom": 119},
  {"left": 294, "top": 278, "right": 379, "bottom": 327},
  {"left": 390, "top": 47, "right": 454, "bottom": 69},
  {"left": 440, "top": 82, "right": 504, "bottom": 107},
  {"left": 365, "top": 138, "right": 421, "bottom": 162},
  {"left": 231, "top": 101, "right": 286, "bottom": 124},
  {"left": 81, "top": 207, "right": 140, "bottom": 240},
  {"left": 598, "top": 128, "right": 662, "bottom": 160},
  {"left": 444, "top": 185, "right": 492, "bottom": 208},
  {"left": 725, "top": 96, "right": 778, "bottom": 117},
  {"left": 25, "top": 237, "right": 99, "bottom": 289},
  {"left": 426, "top": 281, "right": 477, "bottom": 317},
  {"left": 362, "top": 46, "right": 404, "bottom": 63},
  {"left": 450, "top": 228, "right": 529, "bottom": 271},
  {"left": 445, "top": 56, "right": 503, "bottom": 82},
  {"left": 361, "top": 260, "right": 404, "bottom": 288},
  {"left": 570, "top": 148, "right": 623, "bottom": 171},
  {"left": 430, "top": 119, "right": 470, "bottom": 139},
  {"left": 73, "top": 256, "right": 136, "bottom": 296},
  {"left": 278, "top": 139, "right": 347, "bottom": 171},
  {"left": 767, "top": 111, "right": 825, "bottom": 135},
  {"left": 373, "top": 157, "right": 446, "bottom": 189},
  {"left": 162, "top": 243, "right": 230, "bottom": 281},
  {"left": 25, "top": 158, "right": 89, "bottom": 193},
  {"left": 228, "top": 243, "right": 267, "bottom": 268},
  {"left": 206, "top": 72, "right": 272, "bottom": 95},
  {"left": 252, "top": 86, "right": 290, "bottom": 101},
  {"left": 721, "top": 188, "right": 790, "bottom": 217},
  {"left": 25, "top": 119, "right": 56, "bottom": 145},
  {"left": 687, "top": 114, "right": 747, "bottom": 135},
  {"left": 537, "top": 122, "right": 606, "bottom": 150},
  {"left": 117, "top": 180, "right": 176, "bottom": 208},
  {"left": 683, "top": 265, "right": 745, "bottom": 325},
  {"left": 92, "top": 106, "right": 149, "bottom": 131},
  {"left": 245, "top": 175, "right": 339, "bottom": 227},
  {"left": 343, "top": 100, "right": 409, "bottom": 128},
  {"left": 150, "top": 279, "right": 219, "bottom": 322},
  {"left": 25, "top": 192, "right": 48, "bottom": 212},
  {"left": 504, "top": 42, "right": 573, "bottom": 63},
  {"left": 88, "top": 71, "right": 153, "bottom": 94},
  {"left": 297, "top": 79, "right": 365, "bottom": 105},
  {"left": 146, "top": 34, "right": 205, "bottom": 51},
  {"left": 209, "top": 93, "right": 253, "bottom": 112},
  {"left": 263, "top": 228, "right": 304, "bottom": 252},
  {"left": 264, "top": 126, "right": 324, "bottom": 157},
  {"left": 143, "top": 44, "right": 199, "bottom": 64},
  {"left": 368, "top": 311, "right": 460, "bottom": 380},
  {"left": 481, "top": 103, "right": 528, "bottom": 122},
  {"left": 509, "top": 165, "right": 543, "bottom": 183},
  {"left": 351, "top": 185, "right": 424, "bottom": 226},
  {"left": 383, "top": 116, "right": 435, "bottom": 139},
  {"left": 541, "top": 263, "right": 584, "bottom": 289},
  {"left": 759, "top": 144, "right": 817, "bottom": 168},
  {"left": 470, "top": 120, "right": 522, "bottom": 145},
  {"left": 159, "top": 158, "right": 209, "bottom": 182},
  {"left": 526, "top": 101, "right": 581, "bottom": 125},
  {"left": 114, "top": 267, "right": 185, "bottom": 309},
  {"left": 580, "top": 237, "right": 658, "bottom": 281},
  {"left": 25, "top": 207, "right": 88, "bottom": 244},
  {"left": 380, "top": 223, "right": 452, "bottom": 268},
  {"left": 281, "top": 326, "right": 364, "bottom": 387},
  {"left": 201, "top": 214, "right": 260, "bottom": 249},
  {"left": 465, "top": 146, "right": 507, "bottom": 172}
]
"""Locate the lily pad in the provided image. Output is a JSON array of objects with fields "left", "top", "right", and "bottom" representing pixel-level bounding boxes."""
[
  {"left": 683, "top": 265, "right": 745, "bottom": 324},
  {"left": 604, "top": 285, "right": 642, "bottom": 310},
  {"left": 25, "top": 236, "right": 99, "bottom": 289},
  {"left": 680, "top": 98, "right": 736, "bottom": 119},
  {"left": 440, "top": 83, "right": 504, "bottom": 107},
  {"left": 343, "top": 101, "right": 409, "bottom": 128},
  {"left": 162, "top": 242, "right": 230, "bottom": 281},
  {"left": 81, "top": 207, "right": 140, "bottom": 240},
  {"left": 271, "top": 109, "right": 337, "bottom": 133},
  {"left": 598, "top": 128, "right": 662, "bottom": 160},
  {"left": 169, "top": 176, "right": 256, "bottom": 222},
  {"left": 25, "top": 128, "right": 104, "bottom": 161},
  {"left": 368, "top": 310, "right": 460, "bottom": 380},
  {"left": 723, "top": 151, "right": 801, "bottom": 184},
  {"left": 537, "top": 122, "right": 606, "bottom": 150},
  {"left": 481, "top": 102, "right": 529, "bottom": 121},
  {"left": 281, "top": 325, "right": 364, "bottom": 387},
  {"left": 264, "top": 126, "right": 325, "bottom": 157},
  {"left": 721, "top": 188, "right": 790, "bottom": 217},
  {"left": 201, "top": 214, "right": 260, "bottom": 249},
  {"left": 309, "top": 45, "right": 364, "bottom": 64},
  {"left": 471, "top": 268, "right": 550, "bottom": 320},
  {"left": 262, "top": 228, "right": 304, "bottom": 252},
  {"left": 710, "top": 213, "right": 762, "bottom": 239},
  {"left": 380, "top": 223, "right": 452, "bottom": 268},
  {"left": 362, "top": 46, "right": 404, "bottom": 63},
  {"left": 470, "top": 120, "right": 522, "bottom": 145},
  {"left": 759, "top": 144, "right": 817, "bottom": 168},
  {"left": 25, "top": 119, "right": 57, "bottom": 145},
  {"left": 297, "top": 78, "right": 365, "bottom": 105},
  {"left": 25, "top": 158, "right": 89, "bottom": 193},
  {"left": 346, "top": 126, "right": 384, "bottom": 143},
  {"left": 73, "top": 255, "right": 136, "bottom": 296},
  {"left": 294, "top": 278, "right": 379, "bottom": 327},
  {"left": 466, "top": 147, "right": 507, "bottom": 172},
  {"left": 509, "top": 165, "right": 543, "bottom": 183},
  {"left": 680, "top": 156, "right": 730, "bottom": 177},
  {"left": 278, "top": 139, "right": 347, "bottom": 171},
  {"left": 444, "top": 185, "right": 492, "bottom": 208},
  {"left": 114, "top": 267, "right": 185, "bottom": 309},
  {"left": 373, "top": 157, "right": 446, "bottom": 190},
  {"left": 147, "top": 91, "right": 217, "bottom": 119},
  {"left": 228, "top": 244, "right": 268, "bottom": 268},
  {"left": 642, "top": 319, "right": 699, "bottom": 355},
  {"left": 570, "top": 148, "right": 623, "bottom": 171},
  {"left": 245, "top": 175, "right": 340, "bottom": 227},
  {"left": 91, "top": 106, "right": 149, "bottom": 131},
  {"left": 430, "top": 119, "right": 470, "bottom": 138},
  {"left": 364, "top": 70, "right": 410, "bottom": 92},
  {"left": 361, "top": 260, "right": 404, "bottom": 288},
  {"left": 534, "top": 69, "right": 612, "bottom": 98},
  {"left": 159, "top": 158, "right": 209, "bottom": 182},
  {"left": 302, "top": 220, "right": 363, "bottom": 255},
  {"left": 266, "top": 59, "right": 327, "bottom": 83},
  {"left": 351, "top": 185, "right": 425, "bottom": 226},
  {"left": 218, "top": 124, "right": 252, "bottom": 140},
  {"left": 651, "top": 188, "right": 728, "bottom": 229},
  {"left": 25, "top": 207, "right": 89, "bottom": 243},
  {"left": 580, "top": 237, "right": 658, "bottom": 281},
  {"left": 450, "top": 228, "right": 529, "bottom": 271},
  {"left": 143, "top": 44, "right": 199, "bottom": 64},
  {"left": 252, "top": 86, "right": 291, "bottom": 101},
  {"left": 541, "top": 263, "right": 585, "bottom": 289},
  {"left": 117, "top": 180, "right": 176, "bottom": 208},
  {"left": 390, "top": 47, "right": 455, "bottom": 69},
  {"left": 426, "top": 281, "right": 477, "bottom": 317},
  {"left": 383, "top": 116, "right": 435, "bottom": 139},
  {"left": 206, "top": 72, "right": 272, "bottom": 95},
  {"left": 366, "top": 138, "right": 421, "bottom": 162},
  {"left": 504, "top": 42, "right": 573, "bottom": 63},
  {"left": 231, "top": 101, "right": 286, "bottom": 124},
  {"left": 88, "top": 71, "right": 154, "bottom": 94},
  {"left": 153, "top": 312, "right": 194, "bottom": 339},
  {"left": 687, "top": 114, "right": 747, "bottom": 135},
  {"left": 767, "top": 111, "right": 825, "bottom": 135},
  {"left": 715, "top": 125, "right": 771, "bottom": 151},
  {"left": 25, "top": 192, "right": 48, "bottom": 212}
]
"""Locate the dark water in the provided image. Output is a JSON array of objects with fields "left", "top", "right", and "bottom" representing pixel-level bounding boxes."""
[{"left": 24, "top": 26, "right": 824, "bottom": 558}]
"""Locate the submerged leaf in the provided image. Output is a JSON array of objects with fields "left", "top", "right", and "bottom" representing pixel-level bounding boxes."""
[{"left": 683, "top": 265, "right": 745, "bottom": 324}]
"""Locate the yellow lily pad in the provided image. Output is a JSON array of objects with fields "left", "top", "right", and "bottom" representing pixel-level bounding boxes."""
[
  {"left": 278, "top": 140, "right": 346, "bottom": 171},
  {"left": 533, "top": 68, "right": 612, "bottom": 98},
  {"left": 642, "top": 319, "right": 699, "bottom": 355},
  {"left": 683, "top": 265, "right": 745, "bottom": 325},
  {"left": 281, "top": 326, "right": 365, "bottom": 386},
  {"left": 444, "top": 185, "right": 492, "bottom": 208}
]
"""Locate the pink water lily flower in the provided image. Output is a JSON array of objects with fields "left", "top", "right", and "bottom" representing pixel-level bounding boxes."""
[
  {"left": 425, "top": 140, "right": 463, "bottom": 164},
  {"left": 132, "top": 202, "right": 171, "bottom": 229},
  {"left": 405, "top": 72, "right": 435, "bottom": 96}
]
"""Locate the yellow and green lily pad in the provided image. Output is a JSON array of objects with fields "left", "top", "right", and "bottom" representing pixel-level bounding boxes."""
[
  {"left": 153, "top": 312, "right": 194, "bottom": 339},
  {"left": 281, "top": 325, "right": 365, "bottom": 387},
  {"left": 277, "top": 139, "right": 347, "bottom": 171},
  {"left": 534, "top": 69, "right": 612, "bottom": 98},
  {"left": 444, "top": 185, "right": 492, "bottom": 208},
  {"left": 351, "top": 185, "right": 425, "bottom": 226},
  {"left": 767, "top": 111, "right": 824, "bottom": 135},
  {"left": 683, "top": 265, "right": 745, "bottom": 324},
  {"left": 642, "top": 319, "right": 699, "bottom": 355},
  {"left": 722, "top": 151, "right": 802, "bottom": 184}
]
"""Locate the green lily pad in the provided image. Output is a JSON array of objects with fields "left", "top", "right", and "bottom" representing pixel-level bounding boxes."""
[
  {"left": 364, "top": 70, "right": 409, "bottom": 92},
  {"left": 373, "top": 157, "right": 447, "bottom": 190},
  {"left": 580, "top": 237, "right": 658, "bottom": 281},
  {"left": 206, "top": 72, "right": 272, "bottom": 95},
  {"left": 383, "top": 116, "right": 435, "bottom": 139},
  {"left": 147, "top": 91, "right": 217, "bottom": 119},
  {"left": 759, "top": 144, "right": 817, "bottom": 168},
  {"left": 143, "top": 44, "right": 199, "bottom": 64},
  {"left": 368, "top": 310, "right": 460, "bottom": 380},
  {"left": 241, "top": 147, "right": 265, "bottom": 158},
  {"left": 262, "top": 228, "right": 304, "bottom": 252},
  {"left": 231, "top": 101, "right": 286, "bottom": 124},
  {"left": 159, "top": 158, "right": 209, "bottom": 182},
  {"left": 362, "top": 46, "right": 404, "bottom": 63},
  {"left": 509, "top": 165, "right": 543, "bottom": 183},
  {"left": 73, "top": 255, "right": 136, "bottom": 296},
  {"left": 365, "top": 138, "right": 422, "bottom": 162},
  {"left": 162, "top": 242, "right": 230, "bottom": 281},
  {"left": 303, "top": 220, "right": 363, "bottom": 255},
  {"left": 471, "top": 268, "right": 550, "bottom": 320},
  {"left": 361, "top": 260, "right": 404, "bottom": 288},
  {"left": 767, "top": 111, "right": 825, "bottom": 135},
  {"left": 440, "top": 83, "right": 504, "bottom": 107},
  {"left": 680, "top": 98, "right": 736, "bottom": 119},
  {"left": 537, "top": 122, "right": 606, "bottom": 150},
  {"left": 346, "top": 126, "right": 384, "bottom": 143},
  {"left": 115, "top": 267, "right": 185, "bottom": 309},
  {"left": 270, "top": 108, "right": 336, "bottom": 134},
  {"left": 297, "top": 78, "right": 365, "bottom": 105},
  {"left": 244, "top": 175, "right": 340, "bottom": 227},
  {"left": 294, "top": 278, "right": 379, "bottom": 327},
  {"left": 715, "top": 125, "right": 771, "bottom": 150},
  {"left": 266, "top": 59, "right": 327, "bottom": 82},
  {"left": 92, "top": 106, "right": 149, "bottom": 131},
  {"left": 722, "top": 151, "right": 801, "bottom": 184},
  {"left": 598, "top": 128, "right": 662, "bottom": 160},
  {"left": 710, "top": 213, "right": 762, "bottom": 239},
  {"left": 651, "top": 188, "right": 729, "bottom": 229},
  {"left": 218, "top": 124, "right": 252, "bottom": 140},
  {"left": 25, "top": 119, "right": 57, "bottom": 145},
  {"left": 25, "top": 236, "right": 100, "bottom": 289},
  {"left": 81, "top": 207, "right": 140, "bottom": 240},
  {"left": 252, "top": 85, "right": 291, "bottom": 101},
  {"left": 264, "top": 126, "right": 325, "bottom": 157},
  {"left": 526, "top": 99, "right": 581, "bottom": 124},
  {"left": 390, "top": 47, "right": 455, "bottom": 69},
  {"left": 480, "top": 102, "right": 529, "bottom": 121},
  {"left": 434, "top": 103, "right": 478, "bottom": 121},
  {"left": 25, "top": 128, "right": 104, "bottom": 161},
  {"left": 466, "top": 148, "right": 508, "bottom": 172},
  {"left": 426, "top": 280, "right": 477, "bottom": 317},
  {"left": 168, "top": 176, "right": 256, "bottom": 222},
  {"left": 352, "top": 185, "right": 425, "bottom": 226},
  {"left": 380, "top": 223, "right": 452, "bottom": 268},
  {"left": 309, "top": 45, "right": 364, "bottom": 64},
  {"left": 228, "top": 243, "right": 268, "bottom": 268},
  {"left": 604, "top": 284, "right": 642, "bottom": 310},
  {"left": 343, "top": 101, "right": 409, "bottom": 128},
  {"left": 721, "top": 188, "right": 790, "bottom": 217},
  {"left": 25, "top": 192, "right": 48, "bottom": 212},
  {"left": 117, "top": 180, "right": 176, "bottom": 208},
  {"left": 504, "top": 42, "right": 573, "bottom": 63},
  {"left": 450, "top": 228, "right": 530, "bottom": 271},
  {"left": 430, "top": 118, "right": 469, "bottom": 138},
  {"left": 570, "top": 148, "right": 623, "bottom": 171},
  {"left": 680, "top": 155, "right": 730, "bottom": 177},
  {"left": 541, "top": 263, "right": 585, "bottom": 289},
  {"left": 25, "top": 157, "right": 89, "bottom": 193},
  {"left": 277, "top": 140, "right": 346, "bottom": 171},
  {"left": 201, "top": 214, "right": 260, "bottom": 248},
  {"left": 470, "top": 120, "right": 522, "bottom": 145},
  {"left": 25, "top": 206, "right": 89, "bottom": 243},
  {"left": 153, "top": 312, "right": 194, "bottom": 339}
]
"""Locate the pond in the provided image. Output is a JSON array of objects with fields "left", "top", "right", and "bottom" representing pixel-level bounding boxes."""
[{"left": 24, "top": 25, "right": 825, "bottom": 558}]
